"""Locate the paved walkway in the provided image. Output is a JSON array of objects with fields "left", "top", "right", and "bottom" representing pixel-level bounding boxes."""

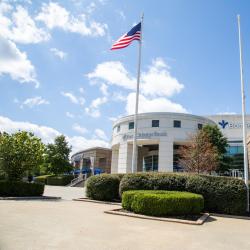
[
  {"left": 43, "top": 185, "right": 85, "bottom": 200},
  {"left": 0, "top": 186, "right": 250, "bottom": 250}
]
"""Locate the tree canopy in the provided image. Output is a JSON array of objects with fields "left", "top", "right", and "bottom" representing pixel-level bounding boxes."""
[
  {"left": 0, "top": 131, "right": 45, "bottom": 180},
  {"left": 45, "top": 135, "right": 72, "bottom": 175},
  {"left": 202, "top": 124, "right": 228, "bottom": 155},
  {"left": 202, "top": 124, "right": 229, "bottom": 172},
  {"left": 178, "top": 131, "right": 219, "bottom": 174}
]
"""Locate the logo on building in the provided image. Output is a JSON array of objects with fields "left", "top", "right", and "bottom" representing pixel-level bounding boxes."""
[{"left": 218, "top": 120, "right": 229, "bottom": 129}]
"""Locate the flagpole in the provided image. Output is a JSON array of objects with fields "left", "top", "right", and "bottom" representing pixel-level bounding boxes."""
[
  {"left": 131, "top": 13, "right": 144, "bottom": 173},
  {"left": 237, "top": 14, "right": 249, "bottom": 212}
]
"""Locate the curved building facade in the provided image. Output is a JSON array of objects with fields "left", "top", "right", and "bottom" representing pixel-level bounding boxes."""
[{"left": 111, "top": 112, "right": 216, "bottom": 173}]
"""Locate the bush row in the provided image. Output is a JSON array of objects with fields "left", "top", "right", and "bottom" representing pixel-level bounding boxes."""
[
  {"left": 34, "top": 175, "right": 74, "bottom": 186},
  {"left": 46, "top": 175, "right": 74, "bottom": 186},
  {"left": 0, "top": 181, "right": 44, "bottom": 197},
  {"left": 86, "top": 174, "right": 121, "bottom": 201},
  {"left": 120, "top": 173, "right": 247, "bottom": 215},
  {"left": 34, "top": 175, "right": 52, "bottom": 185},
  {"left": 122, "top": 190, "right": 204, "bottom": 216},
  {"left": 86, "top": 172, "right": 247, "bottom": 215}
]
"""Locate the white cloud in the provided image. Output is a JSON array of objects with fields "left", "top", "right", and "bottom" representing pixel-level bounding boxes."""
[
  {"left": 87, "top": 58, "right": 184, "bottom": 98},
  {"left": 86, "top": 2, "right": 96, "bottom": 14},
  {"left": 68, "top": 136, "right": 109, "bottom": 154},
  {"left": 100, "top": 83, "right": 108, "bottom": 96},
  {"left": 0, "top": 2, "right": 12, "bottom": 14},
  {"left": 0, "top": 36, "right": 39, "bottom": 87},
  {"left": 66, "top": 112, "right": 75, "bottom": 118},
  {"left": 0, "top": 115, "right": 110, "bottom": 154},
  {"left": 216, "top": 112, "right": 237, "bottom": 115},
  {"left": 117, "top": 10, "right": 126, "bottom": 20},
  {"left": 87, "top": 58, "right": 187, "bottom": 115},
  {"left": 85, "top": 96, "right": 107, "bottom": 118},
  {"left": 20, "top": 96, "right": 49, "bottom": 108},
  {"left": 61, "top": 91, "right": 85, "bottom": 105},
  {"left": 141, "top": 58, "right": 184, "bottom": 97},
  {"left": 0, "top": 115, "right": 60, "bottom": 144},
  {"left": 0, "top": 5, "right": 50, "bottom": 44},
  {"left": 36, "top": 2, "right": 107, "bottom": 37},
  {"left": 126, "top": 93, "right": 187, "bottom": 114},
  {"left": 79, "top": 87, "right": 84, "bottom": 94},
  {"left": 50, "top": 48, "right": 67, "bottom": 59},
  {"left": 112, "top": 92, "right": 127, "bottom": 102},
  {"left": 94, "top": 128, "right": 108, "bottom": 140},
  {"left": 72, "top": 123, "right": 88, "bottom": 135},
  {"left": 87, "top": 61, "right": 136, "bottom": 89},
  {"left": 108, "top": 117, "right": 117, "bottom": 122}
]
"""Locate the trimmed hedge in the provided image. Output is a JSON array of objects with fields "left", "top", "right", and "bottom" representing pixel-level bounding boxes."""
[
  {"left": 119, "top": 173, "right": 247, "bottom": 215},
  {"left": 122, "top": 190, "right": 204, "bottom": 216},
  {"left": 185, "top": 175, "right": 247, "bottom": 215},
  {"left": 86, "top": 174, "right": 120, "bottom": 201},
  {"left": 0, "top": 180, "right": 44, "bottom": 197},
  {"left": 46, "top": 175, "right": 74, "bottom": 186},
  {"left": 34, "top": 175, "right": 52, "bottom": 185}
]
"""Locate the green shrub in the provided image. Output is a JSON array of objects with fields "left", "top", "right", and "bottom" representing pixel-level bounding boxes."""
[
  {"left": 46, "top": 175, "right": 74, "bottom": 186},
  {"left": 34, "top": 175, "right": 52, "bottom": 184},
  {"left": 122, "top": 190, "right": 168, "bottom": 211},
  {"left": 86, "top": 174, "right": 120, "bottom": 201},
  {"left": 0, "top": 172, "right": 6, "bottom": 180},
  {"left": 185, "top": 175, "right": 247, "bottom": 215},
  {"left": 119, "top": 173, "right": 247, "bottom": 215},
  {"left": 0, "top": 181, "right": 44, "bottom": 197},
  {"left": 122, "top": 190, "right": 204, "bottom": 216},
  {"left": 112, "top": 173, "right": 126, "bottom": 181},
  {"left": 119, "top": 173, "right": 153, "bottom": 194}
]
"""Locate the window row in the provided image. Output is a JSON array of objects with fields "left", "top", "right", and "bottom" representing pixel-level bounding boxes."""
[{"left": 115, "top": 120, "right": 203, "bottom": 132}]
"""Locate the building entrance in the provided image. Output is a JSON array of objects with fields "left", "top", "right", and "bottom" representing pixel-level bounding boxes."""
[
  {"left": 143, "top": 155, "right": 158, "bottom": 172},
  {"left": 137, "top": 144, "right": 159, "bottom": 172}
]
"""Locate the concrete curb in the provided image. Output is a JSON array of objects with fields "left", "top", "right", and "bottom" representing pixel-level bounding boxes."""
[
  {"left": 73, "top": 198, "right": 121, "bottom": 205},
  {"left": 210, "top": 213, "right": 250, "bottom": 220},
  {"left": 0, "top": 196, "right": 61, "bottom": 201},
  {"left": 104, "top": 208, "right": 210, "bottom": 225}
]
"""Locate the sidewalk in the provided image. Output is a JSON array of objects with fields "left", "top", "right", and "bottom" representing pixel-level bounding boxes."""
[{"left": 43, "top": 185, "right": 85, "bottom": 200}]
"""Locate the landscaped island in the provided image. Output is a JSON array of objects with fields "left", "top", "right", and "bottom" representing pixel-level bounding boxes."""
[{"left": 86, "top": 173, "right": 247, "bottom": 216}]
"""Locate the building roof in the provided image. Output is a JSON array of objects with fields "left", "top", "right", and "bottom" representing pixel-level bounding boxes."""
[
  {"left": 71, "top": 146, "right": 111, "bottom": 158},
  {"left": 112, "top": 112, "right": 215, "bottom": 128}
]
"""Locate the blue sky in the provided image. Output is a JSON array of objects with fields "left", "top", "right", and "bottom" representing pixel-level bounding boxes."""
[{"left": 0, "top": 0, "right": 250, "bottom": 153}]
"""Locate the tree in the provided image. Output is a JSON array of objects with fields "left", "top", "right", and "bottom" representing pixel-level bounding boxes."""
[
  {"left": 178, "top": 131, "right": 219, "bottom": 174},
  {"left": 202, "top": 125, "right": 228, "bottom": 155},
  {"left": 202, "top": 125, "right": 229, "bottom": 172},
  {"left": 0, "top": 131, "right": 45, "bottom": 181},
  {"left": 45, "top": 135, "right": 72, "bottom": 175}
]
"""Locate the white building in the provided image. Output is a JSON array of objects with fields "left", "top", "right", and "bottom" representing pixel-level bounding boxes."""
[{"left": 111, "top": 112, "right": 250, "bottom": 173}]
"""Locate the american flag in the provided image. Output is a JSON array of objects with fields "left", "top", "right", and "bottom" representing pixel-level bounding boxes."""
[{"left": 111, "top": 22, "right": 141, "bottom": 50}]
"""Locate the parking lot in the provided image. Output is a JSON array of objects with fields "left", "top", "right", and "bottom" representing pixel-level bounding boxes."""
[{"left": 0, "top": 186, "right": 250, "bottom": 250}]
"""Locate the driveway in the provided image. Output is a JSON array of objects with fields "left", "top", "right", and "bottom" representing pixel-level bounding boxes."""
[{"left": 0, "top": 198, "right": 250, "bottom": 250}]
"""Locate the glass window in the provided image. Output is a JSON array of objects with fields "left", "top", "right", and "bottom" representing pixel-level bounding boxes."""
[
  {"left": 152, "top": 120, "right": 159, "bottom": 127},
  {"left": 129, "top": 122, "right": 134, "bottom": 130},
  {"left": 226, "top": 146, "right": 244, "bottom": 156},
  {"left": 174, "top": 120, "right": 181, "bottom": 128},
  {"left": 117, "top": 125, "right": 120, "bottom": 132},
  {"left": 143, "top": 155, "right": 158, "bottom": 172},
  {"left": 238, "top": 146, "right": 244, "bottom": 154},
  {"left": 198, "top": 123, "right": 203, "bottom": 130}
]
